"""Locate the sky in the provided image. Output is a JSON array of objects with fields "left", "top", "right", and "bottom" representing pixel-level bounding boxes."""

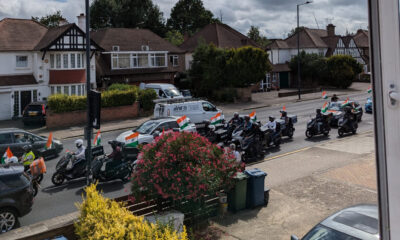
[{"left": 0, "top": 0, "right": 368, "bottom": 39}]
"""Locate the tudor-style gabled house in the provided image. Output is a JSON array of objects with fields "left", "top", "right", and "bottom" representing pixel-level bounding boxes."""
[{"left": 0, "top": 17, "right": 101, "bottom": 120}]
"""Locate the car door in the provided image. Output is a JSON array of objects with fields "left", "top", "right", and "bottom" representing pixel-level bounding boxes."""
[
  {"left": 24, "top": 133, "right": 46, "bottom": 153},
  {"left": 11, "top": 132, "right": 31, "bottom": 157},
  {"left": 202, "top": 102, "right": 219, "bottom": 121},
  {"left": 0, "top": 132, "right": 13, "bottom": 156},
  {"left": 154, "top": 122, "right": 171, "bottom": 133}
]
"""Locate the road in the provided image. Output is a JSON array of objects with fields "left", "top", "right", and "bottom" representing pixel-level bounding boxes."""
[{"left": 20, "top": 92, "right": 373, "bottom": 226}]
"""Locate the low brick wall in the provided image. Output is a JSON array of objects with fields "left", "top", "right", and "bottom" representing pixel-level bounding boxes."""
[
  {"left": 46, "top": 102, "right": 139, "bottom": 128},
  {"left": 236, "top": 87, "right": 252, "bottom": 102}
]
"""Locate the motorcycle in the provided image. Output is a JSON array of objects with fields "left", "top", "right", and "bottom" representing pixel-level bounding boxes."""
[
  {"left": 338, "top": 116, "right": 358, "bottom": 137},
  {"left": 277, "top": 114, "right": 297, "bottom": 139},
  {"left": 239, "top": 133, "right": 263, "bottom": 163},
  {"left": 91, "top": 142, "right": 137, "bottom": 182},
  {"left": 305, "top": 115, "right": 331, "bottom": 138},
  {"left": 51, "top": 151, "right": 89, "bottom": 186},
  {"left": 260, "top": 125, "right": 281, "bottom": 148}
]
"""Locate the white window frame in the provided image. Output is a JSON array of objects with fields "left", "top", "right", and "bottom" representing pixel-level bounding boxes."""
[
  {"left": 110, "top": 52, "right": 168, "bottom": 69},
  {"left": 49, "top": 52, "right": 85, "bottom": 70},
  {"left": 16, "top": 55, "right": 28, "bottom": 68},
  {"left": 49, "top": 84, "right": 85, "bottom": 96},
  {"left": 172, "top": 55, "right": 179, "bottom": 67}
]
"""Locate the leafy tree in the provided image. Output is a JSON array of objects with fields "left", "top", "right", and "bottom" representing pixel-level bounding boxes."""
[
  {"left": 326, "top": 55, "right": 363, "bottom": 88},
  {"left": 32, "top": 10, "right": 66, "bottom": 28},
  {"left": 167, "top": 0, "right": 217, "bottom": 35},
  {"left": 289, "top": 51, "right": 327, "bottom": 86},
  {"left": 90, "top": 0, "right": 167, "bottom": 37},
  {"left": 247, "top": 26, "right": 270, "bottom": 49},
  {"left": 165, "top": 30, "right": 184, "bottom": 46}
]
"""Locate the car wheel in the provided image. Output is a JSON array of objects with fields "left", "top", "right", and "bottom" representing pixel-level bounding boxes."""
[
  {"left": 0, "top": 208, "right": 19, "bottom": 233},
  {"left": 305, "top": 130, "right": 313, "bottom": 139},
  {"left": 51, "top": 173, "right": 65, "bottom": 186}
]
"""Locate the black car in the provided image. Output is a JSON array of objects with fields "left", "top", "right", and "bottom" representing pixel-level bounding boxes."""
[
  {"left": 0, "top": 165, "right": 34, "bottom": 233},
  {"left": 0, "top": 129, "right": 63, "bottom": 160},
  {"left": 22, "top": 101, "right": 47, "bottom": 126}
]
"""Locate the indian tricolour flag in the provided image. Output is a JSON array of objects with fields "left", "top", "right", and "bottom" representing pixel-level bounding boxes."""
[
  {"left": 1, "top": 147, "right": 13, "bottom": 164},
  {"left": 321, "top": 102, "right": 329, "bottom": 113},
  {"left": 125, "top": 132, "right": 139, "bottom": 147},
  {"left": 93, "top": 130, "right": 101, "bottom": 146},
  {"left": 211, "top": 112, "right": 223, "bottom": 125},
  {"left": 322, "top": 91, "right": 328, "bottom": 99},
  {"left": 341, "top": 98, "right": 350, "bottom": 108},
  {"left": 45, "top": 132, "right": 53, "bottom": 150},
  {"left": 367, "top": 85, "right": 372, "bottom": 94},
  {"left": 177, "top": 115, "right": 189, "bottom": 130},
  {"left": 249, "top": 111, "right": 257, "bottom": 122}
]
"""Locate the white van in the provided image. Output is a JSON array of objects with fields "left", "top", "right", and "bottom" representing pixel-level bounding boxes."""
[
  {"left": 154, "top": 99, "right": 223, "bottom": 124},
  {"left": 140, "top": 83, "right": 184, "bottom": 99}
]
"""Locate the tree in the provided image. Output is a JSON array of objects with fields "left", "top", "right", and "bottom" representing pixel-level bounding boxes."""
[
  {"left": 32, "top": 10, "right": 66, "bottom": 28},
  {"left": 327, "top": 55, "right": 363, "bottom": 88},
  {"left": 289, "top": 51, "right": 327, "bottom": 86},
  {"left": 287, "top": 26, "right": 306, "bottom": 38},
  {"left": 165, "top": 30, "right": 184, "bottom": 46},
  {"left": 247, "top": 26, "right": 270, "bottom": 49},
  {"left": 167, "top": 0, "right": 217, "bottom": 35},
  {"left": 90, "top": 0, "right": 167, "bottom": 37}
]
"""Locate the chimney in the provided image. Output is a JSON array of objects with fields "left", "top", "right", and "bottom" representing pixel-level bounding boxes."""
[
  {"left": 77, "top": 13, "right": 86, "bottom": 33},
  {"left": 327, "top": 24, "right": 336, "bottom": 37}
]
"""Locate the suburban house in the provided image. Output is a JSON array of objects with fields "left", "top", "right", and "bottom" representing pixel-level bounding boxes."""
[
  {"left": 91, "top": 28, "right": 185, "bottom": 88},
  {"left": 353, "top": 29, "right": 370, "bottom": 72},
  {"left": 0, "top": 16, "right": 100, "bottom": 120},
  {"left": 179, "top": 22, "right": 260, "bottom": 71},
  {"left": 266, "top": 24, "right": 369, "bottom": 88}
]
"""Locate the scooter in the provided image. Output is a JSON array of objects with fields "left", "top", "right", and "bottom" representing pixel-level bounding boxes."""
[
  {"left": 51, "top": 151, "right": 88, "bottom": 186},
  {"left": 278, "top": 114, "right": 297, "bottom": 139},
  {"left": 260, "top": 125, "right": 281, "bottom": 148},
  {"left": 239, "top": 133, "right": 263, "bottom": 163},
  {"left": 338, "top": 116, "right": 358, "bottom": 137},
  {"left": 305, "top": 115, "right": 331, "bottom": 138}
]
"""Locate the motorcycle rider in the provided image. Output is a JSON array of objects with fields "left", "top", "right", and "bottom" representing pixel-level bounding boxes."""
[
  {"left": 73, "top": 139, "right": 86, "bottom": 160},
  {"left": 229, "top": 143, "right": 241, "bottom": 164},
  {"left": 342, "top": 106, "right": 355, "bottom": 130},
  {"left": 264, "top": 116, "right": 278, "bottom": 146},
  {"left": 21, "top": 145, "right": 35, "bottom": 171},
  {"left": 106, "top": 141, "right": 123, "bottom": 170},
  {"left": 331, "top": 94, "right": 339, "bottom": 102},
  {"left": 229, "top": 112, "right": 242, "bottom": 126},
  {"left": 315, "top": 109, "right": 324, "bottom": 133}
]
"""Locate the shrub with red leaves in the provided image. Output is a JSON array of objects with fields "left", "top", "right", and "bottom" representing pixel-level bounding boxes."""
[{"left": 130, "top": 131, "right": 242, "bottom": 212}]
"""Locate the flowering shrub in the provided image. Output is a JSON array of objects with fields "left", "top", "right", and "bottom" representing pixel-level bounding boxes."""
[
  {"left": 131, "top": 132, "right": 243, "bottom": 213},
  {"left": 75, "top": 183, "right": 188, "bottom": 240}
]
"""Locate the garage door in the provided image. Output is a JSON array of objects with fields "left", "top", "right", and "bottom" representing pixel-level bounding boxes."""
[{"left": 0, "top": 93, "right": 11, "bottom": 120}]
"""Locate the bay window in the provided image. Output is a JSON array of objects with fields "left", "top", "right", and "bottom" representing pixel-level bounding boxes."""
[
  {"left": 50, "top": 84, "right": 85, "bottom": 96},
  {"left": 70, "top": 54, "right": 76, "bottom": 68},
  {"left": 56, "top": 54, "right": 61, "bottom": 69},
  {"left": 138, "top": 54, "right": 149, "bottom": 67},
  {"left": 150, "top": 53, "right": 166, "bottom": 67},
  {"left": 110, "top": 52, "right": 168, "bottom": 69},
  {"left": 49, "top": 52, "right": 85, "bottom": 69}
]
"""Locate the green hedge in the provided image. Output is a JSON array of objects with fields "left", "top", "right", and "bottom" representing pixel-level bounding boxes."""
[
  {"left": 107, "top": 83, "right": 137, "bottom": 91},
  {"left": 101, "top": 89, "right": 137, "bottom": 108},
  {"left": 138, "top": 89, "right": 158, "bottom": 111}
]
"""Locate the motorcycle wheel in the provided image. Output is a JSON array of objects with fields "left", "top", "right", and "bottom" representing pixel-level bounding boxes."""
[
  {"left": 352, "top": 128, "right": 357, "bottom": 134},
  {"left": 305, "top": 130, "right": 313, "bottom": 139},
  {"left": 323, "top": 130, "right": 330, "bottom": 136},
  {"left": 33, "top": 183, "right": 38, "bottom": 197},
  {"left": 36, "top": 174, "right": 44, "bottom": 184},
  {"left": 287, "top": 128, "right": 294, "bottom": 138},
  {"left": 274, "top": 138, "right": 281, "bottom": 147},
  {"left": 338, "top": 128, "right": 345, "bottom": 137},
  {"left": 51, "top": 173, "right": 65, "bottom": 186},
  {"left": 121, "top": 166, "right": 133, "bottom": 182}
]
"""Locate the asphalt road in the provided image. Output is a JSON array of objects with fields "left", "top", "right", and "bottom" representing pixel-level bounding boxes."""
[{"left": 20, "top": 92, "right": 374, "bottom": 226}]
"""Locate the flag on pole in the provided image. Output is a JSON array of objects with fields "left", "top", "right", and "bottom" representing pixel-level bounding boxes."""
[
  {"left": 177, "top": 115, "right": 189, "bottom": 130},
  {"left": 282, "top": 105, "right": 286, "bottom": 111},
  {"left": 210, "top": 112, "right": 223, "bottom": 125},
  {"left": 321, "top": 102, "right": 329, "bottom": 113},
  {"left": 249, "top": 111, "right": 257, "bottom": 122},
  {"left": 1, "top": 147, "right": 13, "bottom": 164},
  {"left": 45, "top": 132, "right": 53, "bottom": 150},
  {"left": 125, "top": 132, "right": 139, "bottom": 147},
  {"left": 367, "top": 85, "right": 372, "bottom": 94},
  {"left": 341, "top": 98, "right": 350, "bottom": 108},
  {"left": 93, "top": 130, "right": 101, "bottom": 146},
  {"left": 322, "top": 91, "right": 328, "bottom": 99}
]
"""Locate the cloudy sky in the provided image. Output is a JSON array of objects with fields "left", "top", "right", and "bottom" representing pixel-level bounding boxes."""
[{"left": 0, "top": 0, "right": 368, "bottom": 38}]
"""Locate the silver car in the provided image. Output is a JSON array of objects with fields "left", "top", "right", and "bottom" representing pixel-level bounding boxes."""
[{"left": 291, "top": 204, "right": 379, "bottom": 240}]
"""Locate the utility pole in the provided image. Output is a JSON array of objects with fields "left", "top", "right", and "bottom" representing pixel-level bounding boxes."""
[{"left": 85, "top": 0, "right": 92, "bottom": 186}]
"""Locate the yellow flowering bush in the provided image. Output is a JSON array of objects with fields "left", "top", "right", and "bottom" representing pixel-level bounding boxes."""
[{"left": 75, "top": 184, "right": 188, "bottom": 240}]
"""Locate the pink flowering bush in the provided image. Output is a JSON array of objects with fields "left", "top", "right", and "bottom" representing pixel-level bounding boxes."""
[{"left": 131, "top": 131, "right": 242, "bottom": 213}]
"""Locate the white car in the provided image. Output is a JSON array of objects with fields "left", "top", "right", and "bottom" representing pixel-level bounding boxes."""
[{"left": 116, "top": 117, "right": 197, "bottom": 145}]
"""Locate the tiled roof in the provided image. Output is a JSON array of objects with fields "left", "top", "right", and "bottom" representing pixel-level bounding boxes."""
[
  {"left": 0, "top": 18, "right": 48, "bottom": 51},
  {"left": 353, "top": 30, "right": 369, "bottom": 48},
  {"left": 49, "top": 70, "right": 86, "bottom": 85},
  {"left": 266, "top": 39, "right": 288, "bottom": 49},
  {"left": 0, "top": 75, "right": 37, "bottom": 86},
  {"left": 180, "top": 23, "right": 260, "bottom": 52},
  {"left": 34, "top": 24, "right": 74, "bottom": 50},
  {"left": 91, "top": 28, "right": 184, "bottom": 53},
  {"left": 280, "top": 27, "right": 328, "bottom": 49}
]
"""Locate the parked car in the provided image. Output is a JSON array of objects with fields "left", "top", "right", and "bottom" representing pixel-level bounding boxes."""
[
  {"left": 291, "top": 204, "right": 379, "bottom": 240},
  {"left": 22, "top": 101, "right": 47, "bottom": 126},
  {"left": 139, "top": 83, "right": 185, "bottom": 99},
  {"left": 326, "top": 101, "right": 363, "bottom": 126},
  {"left": 365, "top": 97, "right": 373, "bottom": 113},
  {"left": 154, "top": 99, "right": 223, "bottom": 124},
  {"left": 116, "top": 117, "right": 197, "bottom": 145},
  {"left": 0, "top": 129, "right": 63, "bottom": 160},
  {"left": 0, "top": 165, "right": 34, "bottom": 233}
]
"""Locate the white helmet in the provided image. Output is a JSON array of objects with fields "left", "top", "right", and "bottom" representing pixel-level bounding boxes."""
[{"left": 75, "top": 139, "right": 83, "bottom": 148}]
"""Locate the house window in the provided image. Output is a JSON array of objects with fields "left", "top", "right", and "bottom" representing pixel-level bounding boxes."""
[
  {"left": 13, "top": 91, "right": 19, "bottom": 117},
  {"left": 50, "top": 55, "right": 54, "bottom": 68},
  {"left": 56, "top": 54, "right": 61, "bottom": 69},
  {"left": 170, "top": 55, "right": 179, "bottom": 67},
  {"left": 63, "top": 54, "right": 68, "bottom": 68},
  {"left": 71, "top": 86, "right": 76, "bottom": 95},
  {"left": 16, "top": 56, "right": 28, "bottom": 68},
  {"left": 138, "top": 54, "right": 148, "bottom": 67},
  {"left": 77, "top": 53, "right": 81, "bottom": 68},
  {"left": 78, "top": 85, "right": 82, "bottom": 96},
  {"left": 51, "top": 87, "right": 55, "bottom": 95},
  {"left": 33, "top": 90, "right": 38, "bottom": 102},
  {"left": 131, "top": 54, "right": 138, "bottom": 67},
  {"left": 70, "top": 54, "right": 76, "bottom": 68},
  {"left": 150, "top": 53, "right": 166, "bottom": 67},
  {"left": 56, "top": 86, "right": 62, "bottom": 94},
  {"left": 118, "top": 54, "right": 130, "bottom": 69},
  {"left": 64, "top": 86, "right": 69, "bottom": 95},
  {"left": 112, "top": 54, "right": 118, "bottom": 69}
]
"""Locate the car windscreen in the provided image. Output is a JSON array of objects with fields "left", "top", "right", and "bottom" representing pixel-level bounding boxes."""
[
  {"left": 135, "top": 121, "right": 161, "bottom": 134},
  {"left": 164, "top": 88, "right": 181, "bottom": 97},
  {"left": 328, "top": 102, "right": 342, "bottom": 111},
  {"left": 302, "top": 224, "right": 361, "bottom": 240},
  {"left": 26, "top": 105, "right": 43, "bottom": 112}
]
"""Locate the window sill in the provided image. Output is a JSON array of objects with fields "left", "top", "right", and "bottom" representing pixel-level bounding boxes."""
[{"left": 15, "top": 67, "right": 30, "bottom": 70}]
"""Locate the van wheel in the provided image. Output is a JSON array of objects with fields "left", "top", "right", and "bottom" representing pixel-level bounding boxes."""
[{"left": 0, "top": 208, "right": 19, "bottom": 233}]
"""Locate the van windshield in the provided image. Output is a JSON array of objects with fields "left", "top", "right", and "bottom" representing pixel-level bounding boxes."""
[
  {"left": 135, "top": 121, "right": 160, "bottom": 134},
  {"left": 164, "top": 88, "right": 181, "bottom": 97}
]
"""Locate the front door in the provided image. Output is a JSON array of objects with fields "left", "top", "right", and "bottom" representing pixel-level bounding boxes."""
[
  {"left": 20, "top": 91, "right": 32, "bottom": 115},
  {"left": 280, "top": 72, "right": 290, "bottom": 88}
]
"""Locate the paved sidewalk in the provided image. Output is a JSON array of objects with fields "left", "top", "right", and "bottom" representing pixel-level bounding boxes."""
[{"left": 213, "top": 131, "right": 377, "bottom": 240}]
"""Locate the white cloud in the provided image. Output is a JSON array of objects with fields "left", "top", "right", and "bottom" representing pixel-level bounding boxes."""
[{"left": 0, "top": 0, "right": 368, "bottom": 38}]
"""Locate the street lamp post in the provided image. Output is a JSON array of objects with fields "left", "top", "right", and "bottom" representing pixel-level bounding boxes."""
[
  {"left": 85, "top": 0, "right": 92, "bottom": 186},
  {"left": 297, "top": 1, "right": 312, "bottom": 100}
]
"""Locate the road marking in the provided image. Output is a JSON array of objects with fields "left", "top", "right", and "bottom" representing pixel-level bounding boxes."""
[{"left": 247, "top": 147, "right": 311, "bottom": 166}]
